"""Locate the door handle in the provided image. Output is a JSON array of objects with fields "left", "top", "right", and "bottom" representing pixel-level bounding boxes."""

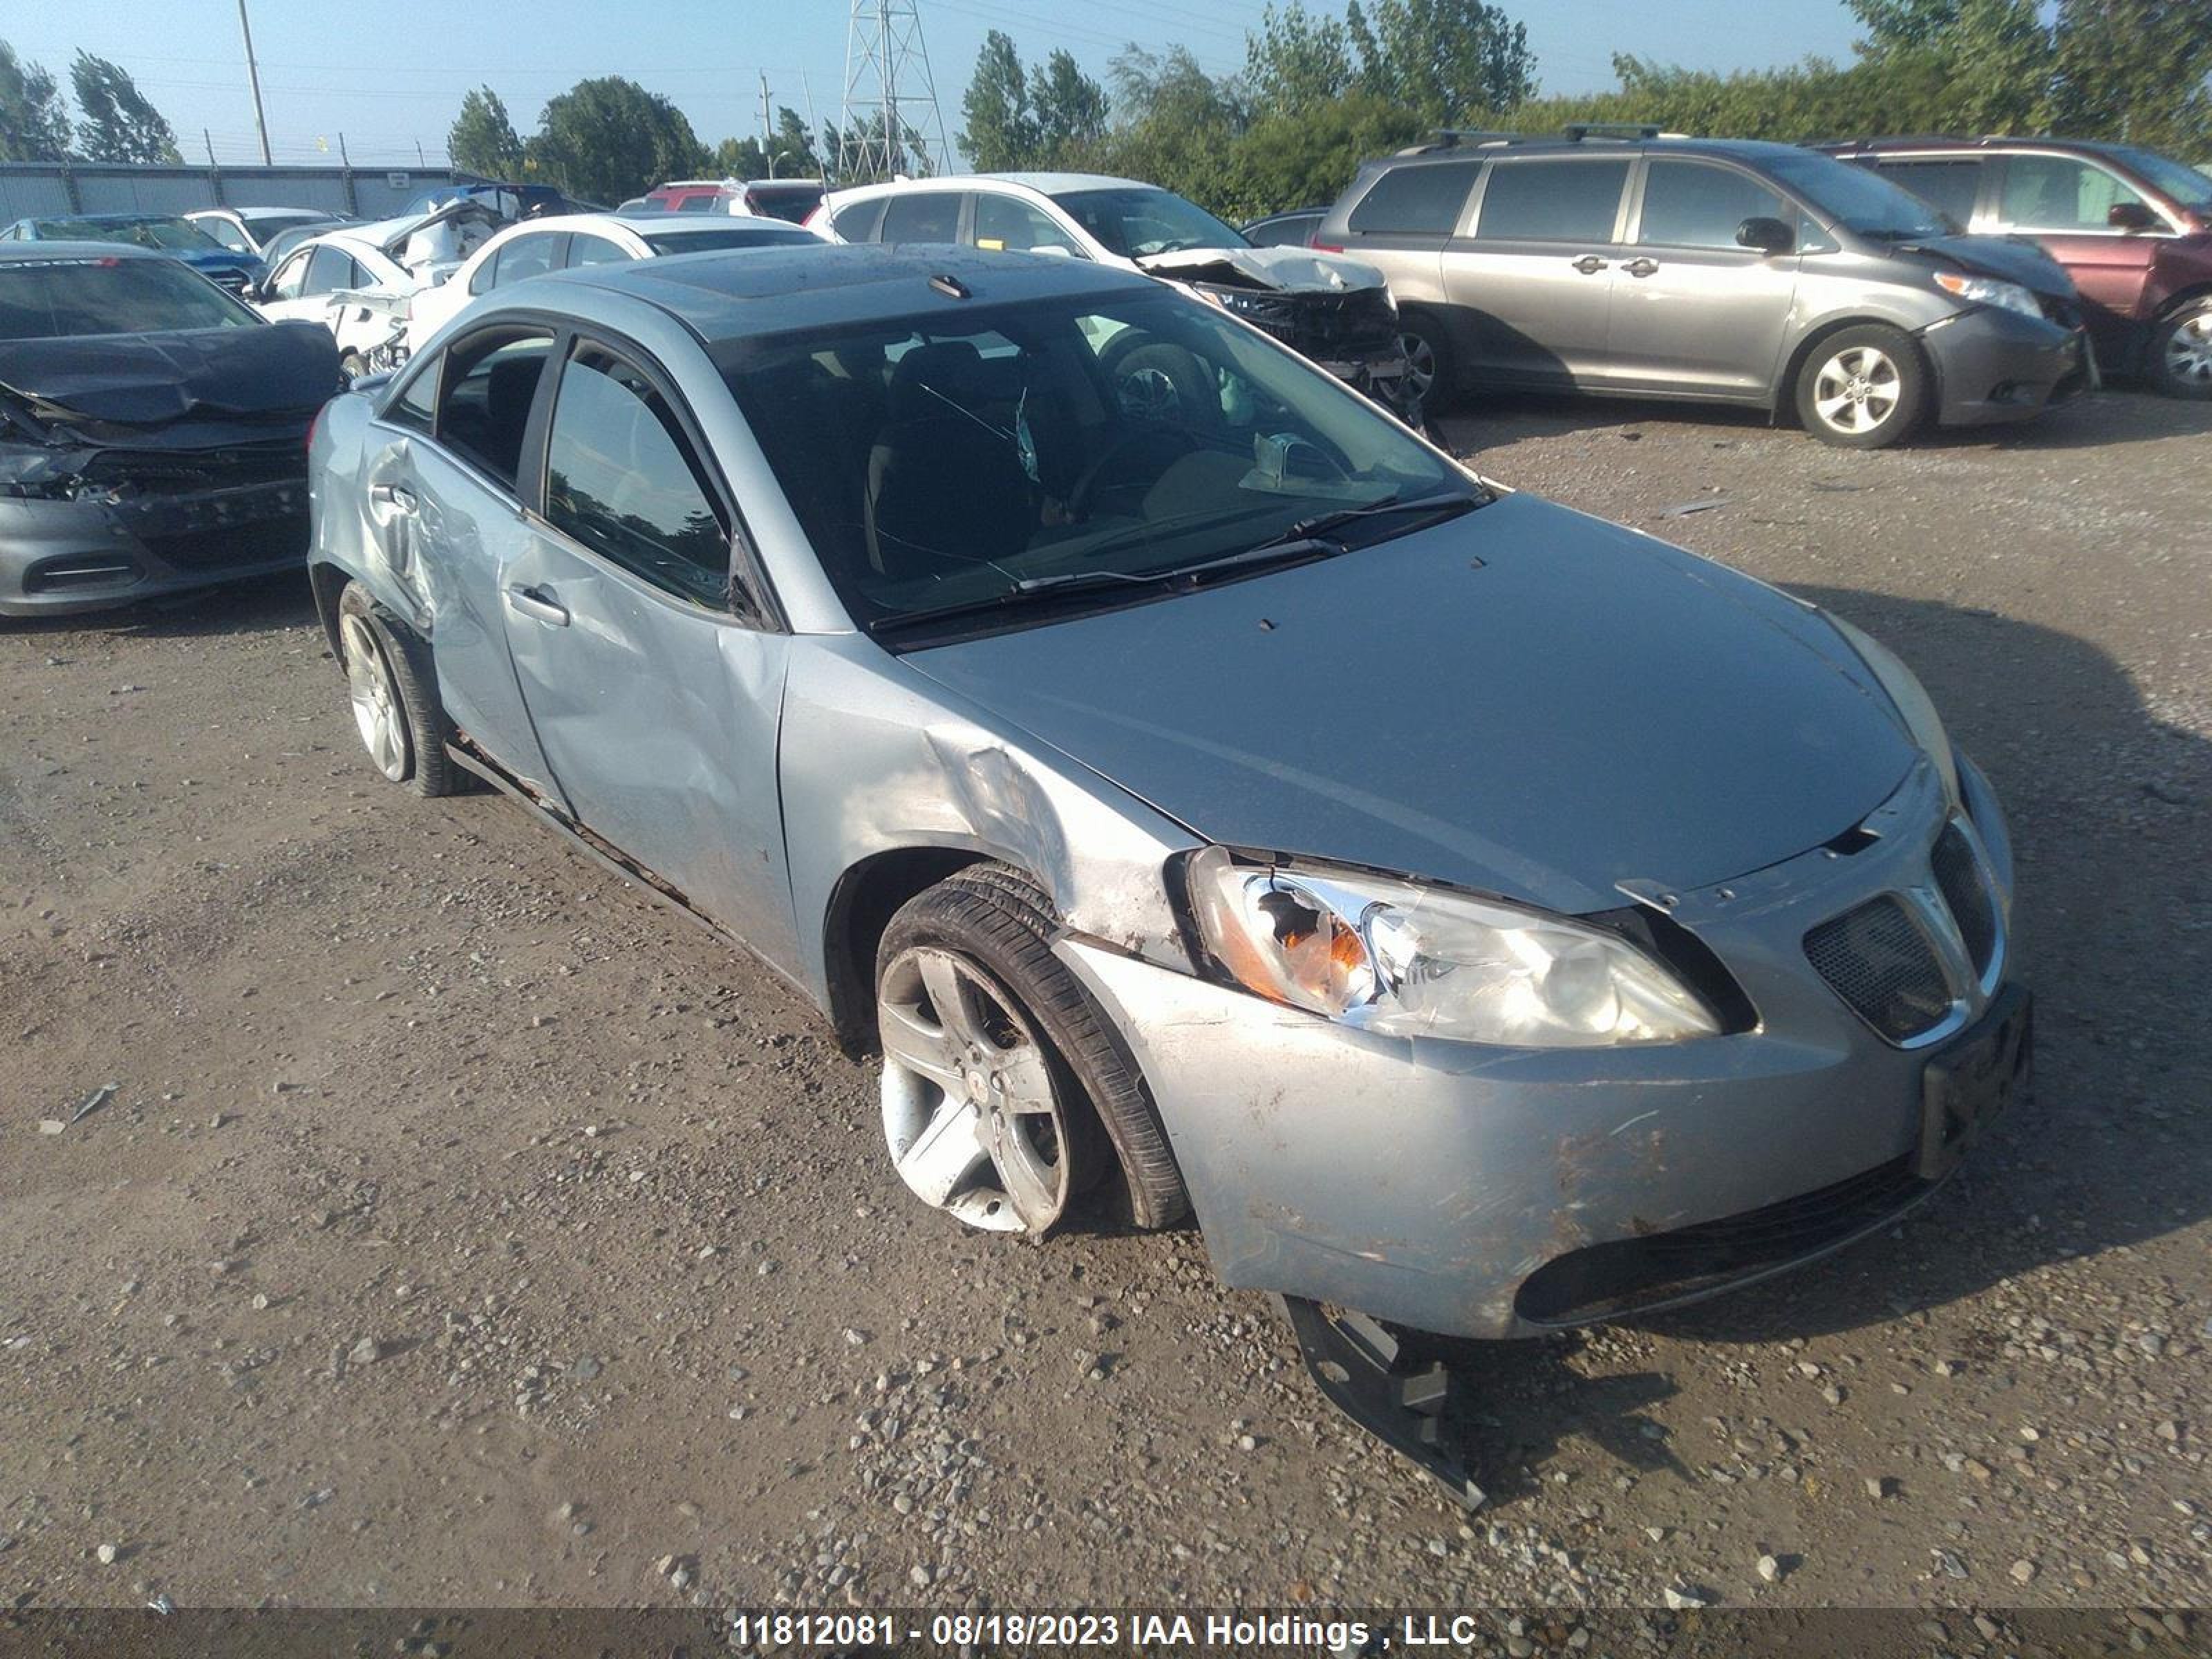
[
  {"left": 1622, "top": 257, "right": 1660, "bottom": 278},
  {"left": 1572, "top": 255, "right": 1609, "bottom": 274},
  {"left": 369, "top": 481, "right": 418, "bottom": 512},
  {"left": 505, "top": 583, "right": 570, "bottom": 628}
]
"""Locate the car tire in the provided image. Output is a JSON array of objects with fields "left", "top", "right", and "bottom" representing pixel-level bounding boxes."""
[
  {"left": 2148, "top": 297, "right": 2212, "bottom": 398},
  {"left": 1398, "top": 310, "right": 1456, "bottom": 413},
  {"left": 874, "top": 863, "right": 1188, "bottom": 1235},
  {"left": 1099, "top": 334, "right": 1221, "bottom": 431},
  {"left": 1794, "top": 325, "right": 1929, "bottom": 449},
  {"left": 337, "top": 581, "right": 459, "bottom": 798}
]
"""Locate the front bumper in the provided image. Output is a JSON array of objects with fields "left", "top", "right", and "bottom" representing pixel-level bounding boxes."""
[
  {"left": 1921, "top": 306, "right": 2094, "bottom": 427},
  {"left": 0, "top": 481, "right": 310, "bottom": 617},
  {"left": 1058, "top": 755, "right": 2023, "bottom": 1341}
]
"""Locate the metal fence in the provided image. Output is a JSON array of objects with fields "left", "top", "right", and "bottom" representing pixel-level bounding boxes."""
[{"left": 0, "top": 162, "right": 469, "bottom": 225}]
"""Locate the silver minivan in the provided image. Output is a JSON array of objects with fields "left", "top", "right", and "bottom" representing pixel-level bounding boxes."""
[{"left": 1319, "top": 129, "right": 2093, "bottom": 446}]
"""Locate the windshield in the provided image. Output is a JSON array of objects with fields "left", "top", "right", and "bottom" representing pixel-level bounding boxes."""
[
  {"left": 640, "top": 225, "right": 819, "bottom": 254},
  {"left": 1762, "top": 151, "right": 1951, "bottom": 237},
  {"left": 1050, "top": 187, "right": 1246, "bottom": 258},
  {"left": 2103, "top": 144, "right": 2212, "bottom": 210},
  {"left": 717, "top": 288, "right": 1478, "bottom": 639},
  {"left": 0, "top": 256, "right": 261, "bottom": 339},
  {"left": 33, "top": 216, "right": 227, "bottom": 253}
]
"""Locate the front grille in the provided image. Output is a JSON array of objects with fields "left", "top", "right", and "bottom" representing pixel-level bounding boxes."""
[
  {"left": 1515, "top": 1154, "right": 1929, "bottom": 1324},
  {"left": 139, "top": 514, "right": 308, "bottom": 572},
  {"left": 1208, "top": 285, "right": 1399, "bottom": 354},
  {"left": 1931, "top": 823, "right": 1996, "bottom": 975},
  {"left": 1804, "top": 894, "right": 1952, "bottom": 1040},
  {"left": 84, "top": 442, "right": 303, "bottom": 496}
]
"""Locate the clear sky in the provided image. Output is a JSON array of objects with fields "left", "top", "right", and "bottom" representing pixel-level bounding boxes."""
[{"left": 11, "top": 0, "right": 1864, "bottom": 168}]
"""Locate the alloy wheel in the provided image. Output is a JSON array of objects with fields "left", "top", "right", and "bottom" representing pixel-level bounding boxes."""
[
  {"left": 877, "top": 945, "right": 1072, "bottom": 1234},
  {"left": 2164, "top": 311, "right": 2212, "bottom": 388},
  {"left": 1812, "top": 345, "right": 1902, "bottom": 436},
  {"left": 1116, "top": 365, "right": 1183, "bottom": 424},
  {"left": 1400, "top": 330, "right": 1438, "bottom": 402},
  {"left": 340, "top": 612, "right": 410, "bottom": 782}
]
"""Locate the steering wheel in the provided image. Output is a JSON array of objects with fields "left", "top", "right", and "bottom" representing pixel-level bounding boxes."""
[{"left": 1067, "top": 425, "right": 1191, "bottom": 521}]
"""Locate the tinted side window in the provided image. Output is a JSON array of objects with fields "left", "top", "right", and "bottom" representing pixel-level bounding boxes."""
[
  {"left": 269, "top": 251, "right": 313, "bottom": 301},
  {"left": 492, "top": 234, "right": 561, "bottom": 288},
  {"left": 1638, "top": 160, "right": 1788, "bottom": 249},
  {"left": 1868, "top": 158, "right": 1984, "bottom": 228},
  {"left": 881, "top": 191, "right": 964, "bottom": 243},
  {"left": 973, "top": 193, "right": 1082, "bottom": 255},
  {"left": 568, "top": 234, "right": 628, "bottom": 268},
  {"left": 1351, "top": 162, "right": 1479, "bottom": 235},
  {"left": 385, "top": 355, "right": 438, "bottom": 435},
  {"left": 433, "top": 328, "right": 553, "bottom": 491},
  {"left": 201, "top": 217, "right": 252, "bottom": 254},
  {"left": 675, "top": 194, "right": 719, "bottom": 213},
  {"left": 1999, "top": 154, "right": 2149, "bottom": 230},
  {"left": 1474, "top": 160, "right": 1631, "bottom": 243},
  {"left": 304, "top": 245, "right": 355, "bottom": 295},
  {"left": 545, "top": 344, "right": 729, "bottom": 608},
  {"left": 830, "top": 196, "right": 888, "bottom": 243}
]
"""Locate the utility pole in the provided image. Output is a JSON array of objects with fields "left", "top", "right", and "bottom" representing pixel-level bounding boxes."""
[
  {"left": 759, "top": 72, "right": 775, "bottom": 176},
  {"left": 236, "top": 0, "right": 272, "bottom": 166},
  {"left": 837, "top": 0, "right": 947, "bottom": 185}
]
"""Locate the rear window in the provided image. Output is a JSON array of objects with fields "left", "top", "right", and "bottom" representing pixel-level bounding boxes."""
[
  {"left": 0, "top": 257, "right": 260, "bottom": 339},
  {"left": 1349, "top": 162, "right": 1479, "bottom": 236},
  {"left": 830, "top": 196, "right": 888, "bottom": 243},
  {"left": 1474, "top": 160, "right": 1630, "bottom": 243},
  {"left": 641, "top": 225, "right": 818, "bottom": 254},
  {"left": 744, "top": 182, "right": 824, "bottom": 223}
]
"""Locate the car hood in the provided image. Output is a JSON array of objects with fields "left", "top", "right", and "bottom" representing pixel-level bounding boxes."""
[
  {"left": 1899, "top": 232, "right": 2077, "bottom": 300},
  {"left": 906, "top": 493, "right": 1918, "bottom": 915},
  {"left": 0, "top": 321, "right": 341, "bottom": 427},
  {"left": 1135, "top": 243, "right": 1388, "bottom": 294}
]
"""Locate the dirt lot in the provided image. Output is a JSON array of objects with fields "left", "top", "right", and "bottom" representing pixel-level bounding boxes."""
[{"left": 1, "top": 386, "right": 2207, "bottom": 1616}]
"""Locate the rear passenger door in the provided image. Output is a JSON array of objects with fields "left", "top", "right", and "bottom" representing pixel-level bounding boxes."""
[
  {"left": 1607, "top": 157, "right": 1802, "bottom": 398},
  {"left": 968, "top": 191, "right": 1085, "bottom": 257},
  {"left": 1441, "top": 156, "right": 1633, "bottom": 386},
  {"left": 498, "top": 333, "right": 797, "bottom": 964},
  {"left": 879, "top": 190, "right": 968, "bottom": 246},
  {"left": 1986, "top": 151, "right": 2163, "bottom": 355},
  {"left": 1341, "top": 159, "right": 1480, "bottom": 319}
]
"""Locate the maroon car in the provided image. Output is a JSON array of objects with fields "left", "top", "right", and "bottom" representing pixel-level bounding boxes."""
[{"left": 1819, "top": 137, "right": 2212, "bottom": 397}]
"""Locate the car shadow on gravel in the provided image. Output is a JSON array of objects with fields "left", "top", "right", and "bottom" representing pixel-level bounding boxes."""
[
  {"left": 4, "top": 570, "right": 318, "bottom": 640},
  {"left": 1420, "top": 590, "right": 2212, "bottom": 1502}
]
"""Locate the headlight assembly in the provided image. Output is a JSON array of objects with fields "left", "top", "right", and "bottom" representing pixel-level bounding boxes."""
[
  {"left": 1932, "top": 270, "right": 2043, "bottom": 321},
  {"left": 1824, "top": 613, "right": 1959, "bottom": 803},
  {"left": 1183, "top": 847, "right": 1721, "bottom": 1047}
]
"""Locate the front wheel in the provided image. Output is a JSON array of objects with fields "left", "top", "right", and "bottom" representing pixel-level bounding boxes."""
[
  {"left": 2150, "top": 299, "right": 2212, "bottom": 398},
  {"left": 1794, "top": 325, "right": 1928, "bottom": 449},
  {"left": 874, "top": 865, "right": 1187, "bottom": 1235}
]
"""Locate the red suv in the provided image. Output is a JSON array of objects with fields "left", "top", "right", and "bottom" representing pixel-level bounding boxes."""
[{"left": 1820, "top": 137, "right": 2212, "bottom": 397}]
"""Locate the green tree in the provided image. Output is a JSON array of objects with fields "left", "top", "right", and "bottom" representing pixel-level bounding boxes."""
[
  {"left": 709, "top": 135, "right": 771, "bottom": 178},
  {"left": 448, "top": 86, "right": 525, "bottom": 178},
  {"left": 1246, "top": 1, "right": 1354, "bottom": 113},
  {"left": 1031, "top": 50, "right": 1109, "bottom": 160},
  {"left": 1846, "top": 0, "right": 2055, "bottom": 131},
  {"left": 771, "top": 106, "right": 824, "bottom": 176},
  {"left": 961, "top": 30, "right": 1037, "bottom": 171},
  {"left": 2051, "top": 0, "right": 2212, "bottom": 156},
  {"left": 529, "top": 77, "right": 705, "bottom": 205},
  {"left": 1346, "top": 0, "right": 1535, "bottom": 124},
  {"left": 1233, "top": 88, "right": 1423, "bottom": 210},
  {"left": 0, "top": 40, "right": 72, "bottom": 162},
  {"left": 70, "top": 52, "right": 178, "bottom": 162}
]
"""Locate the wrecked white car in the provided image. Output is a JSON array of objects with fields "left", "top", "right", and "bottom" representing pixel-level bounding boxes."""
[
  {"left": 251, "top": 199, "right": 499, "bottom": 377},
  {"left": 822, "top": 173, "right": 1421, "bottom": 424}
]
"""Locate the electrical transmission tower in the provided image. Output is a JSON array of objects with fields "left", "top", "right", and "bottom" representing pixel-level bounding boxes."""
[{"left": 836, "top": 0, "right": 949, "bottom": 185}]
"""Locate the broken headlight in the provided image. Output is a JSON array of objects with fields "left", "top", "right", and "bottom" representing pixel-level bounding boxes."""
[
  {"left": 1824, "top": 613, "right": 1958, "bottom": 803},
  {"left": 1932, "top": 270, "right": 2042, "bottom": 321},
  {"left": 1184, "top": 847, "right": 1720, "bottom": 1047}
]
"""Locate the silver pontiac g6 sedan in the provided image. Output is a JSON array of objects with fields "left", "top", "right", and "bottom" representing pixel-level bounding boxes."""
[{"left": 309, "top": 243, "right": 2028, "bottom": 1495}]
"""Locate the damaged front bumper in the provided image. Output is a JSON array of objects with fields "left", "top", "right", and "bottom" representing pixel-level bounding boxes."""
[
  {"left": 1192, "top": 281, "right": 1423, "bottom": 423},
  {"left": 1, "top": 469, "right": 310, "bottom": 615},
  {"left": 1056, "top": 755, "right": 2025, "bottom": 1343},
  {"left": 1921, "top": 306, "right": 2095, "bottom": 427}
]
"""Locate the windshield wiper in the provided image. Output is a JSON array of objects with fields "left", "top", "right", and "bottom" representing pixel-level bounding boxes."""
[{"left": 1238, "top": 489, "right": 1483, "bottom": 556}]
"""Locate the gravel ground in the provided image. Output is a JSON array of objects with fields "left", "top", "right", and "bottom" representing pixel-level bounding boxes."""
[{"left": 0, "top": 385, "right": 2206, "bottom": 1615}]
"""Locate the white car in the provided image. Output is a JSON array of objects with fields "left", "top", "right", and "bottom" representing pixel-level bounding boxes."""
[
  {"left": 402, "top": 212, "right": 823, "bottom": 352},
  {"left": 817, "top": 172, "right": 1420, "bottom": 422},
  {"left": 252, "top": 198, "right": 501, "bottom": 373},
  {"left": 185, "top": 206, "right": 344, "bottom": 263}
]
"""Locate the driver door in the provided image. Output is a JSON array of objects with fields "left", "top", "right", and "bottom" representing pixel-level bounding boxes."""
[{"left": 498, "top": 332, "right": 798, "bottom": 965}]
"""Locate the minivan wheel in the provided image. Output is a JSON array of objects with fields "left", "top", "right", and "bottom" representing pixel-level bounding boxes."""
[
  {"left": 336, "top": 582, "right": 458, "bottom": 797},
  {"left": 874, "top": 865, "right": 1188, "bottom": 1235},
  {"left": 2150, "top": 299, "right": 2212, "bottom": 398},
  {"left": 1398, "top": 313, "right": 1454, "bottom": 411},
  {"left": 1795, "top": 325, "right": 1927, "bottom": 448}
]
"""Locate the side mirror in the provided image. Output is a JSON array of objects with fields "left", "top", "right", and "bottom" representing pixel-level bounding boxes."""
[
  {"left": 2108, "top": 200, "right": 2158, "bottom": 232},
  {"left": 1736, "top": 215, "right": 1795, "bottom": 256}
]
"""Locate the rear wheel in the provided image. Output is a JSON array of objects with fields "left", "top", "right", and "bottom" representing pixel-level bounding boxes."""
[
  {"left": 1397, "top": 310, "right": 1456, "bottom": 412},
  {"left": 337, "top": 581, "right": 458, "bottom": 797},
  {"left": 874, "top": 865, "right": 1187, "bottom": 1235},
  {"left": 2150, "top": 298, "right": 2212, "bottom": 398},
  {"left": 1794, "top": 325, "right": 1928, "bottom": 449}
]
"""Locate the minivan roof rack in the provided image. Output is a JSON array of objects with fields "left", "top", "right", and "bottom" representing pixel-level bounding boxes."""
[
  {"left": 1415, "top": 129, "right": 1528, "bottom": 152},
  {"left": 1562, "top": 123, "right": 1664, "bottom": 142}
]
